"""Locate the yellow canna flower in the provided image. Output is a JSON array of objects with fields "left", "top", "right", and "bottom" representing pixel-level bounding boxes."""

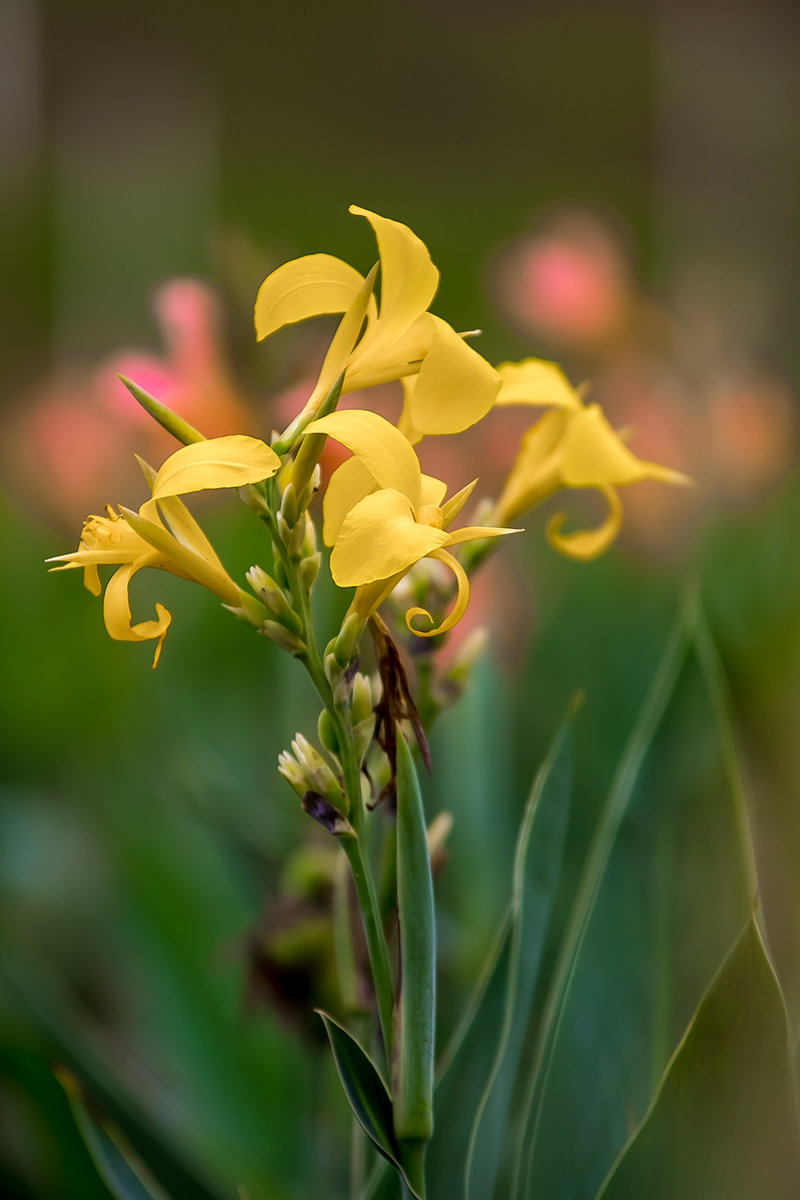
[
  {"left": 255, "top": 206, "right": 499, "bottom": 434},
  {"left": 494, "top": 389, "right": 690, "bottom": 560},
  {"left": 306, "top": 410, "right": 516, "bottom": 635},
  {"left": 47, "top": 435, "right": 280, "bottom": 665}
]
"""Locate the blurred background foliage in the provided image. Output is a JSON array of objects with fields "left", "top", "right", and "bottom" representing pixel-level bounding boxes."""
[{"left": 2, "top": 0, "right": 800, "bottom": 1196}]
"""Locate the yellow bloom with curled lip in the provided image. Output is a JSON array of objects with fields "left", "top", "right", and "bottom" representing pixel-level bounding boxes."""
[
  {"left": 493, "top": 369, "right": 690, "bottom": 559},
  {"left": 255, "top": 206, "right": 499, "bottom": 435},
  {"left": 47, "top": 435, "right": 281, "bottom": 666},
  {"left": 306, "top": 410, "right": 516, "bottom": 635}
]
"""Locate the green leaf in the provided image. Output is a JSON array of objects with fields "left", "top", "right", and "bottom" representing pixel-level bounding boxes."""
[
  {"left": 58, "top": 1069, "right": 172, "bottom": 1200},
  {"left": 514, "top": 609, "right": 693, "bottom": 1198},
  {"left": 596, "top": 919, "right": 800, "bottom": 1200},
  {"left": 393, "top": 731, "right": 436, "bottom": 1146},
  {"left": 464, "top": 698, "right": 575, "bottom": 1200},
  {"left": 317, "top": 1011, "right": 424, "bottom": 1200}
]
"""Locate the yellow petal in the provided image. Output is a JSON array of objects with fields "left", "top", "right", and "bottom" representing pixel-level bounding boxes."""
[
  {"left": 120, "top": 506, "right": 240, "bottom": 604},
  {"left": 305, "top": 263, "right": 379, "bottom": 414},
  {"left": 560, "top": 405, "right": 689, "bottom": 488},
  {"left": 349, "top": 206, "right": 439, "bottom": 344},
  {"left": 330, "top": 489, "right": 448, "bottom": 587},
  {"left": 419, "top": 474, "right": 448, "bottom": 508},
  {"left": 254, "top": 253, "right": 374, "bottom": 341},
  {"left": 494, "top": 409, "right": 570, "bottom": 523},
  {"left": 102, "top": 562, "right": 172, "bottom": 667},
  {"left": 546, "top": 485, "right": 623, "bottom": 560},
  {"left": 321, "top": 456, "right": 377, "bottom": 546},
  {"left": 307, "top": 410, "right": 422, "bottom": 507},
  {"left": 150, "top": 435, "right": 280, "bottom": 500},
  {"left": 445, "top": 524, "right": 519, "bottom": 548},
  {"left": 495, "top": 358, "right": 583, "bottom": 408},
  {"left": 405, "top": 548, "right": 470, "bottom": 638},
  {"left": 440, "top": 479, "right": 477, "bottom": 526},
  {"left": 407, "top": 317, "right": 500, "bottom": 435}
]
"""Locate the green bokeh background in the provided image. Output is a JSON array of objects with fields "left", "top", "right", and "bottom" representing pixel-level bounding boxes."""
[{"left": 2, "top": 1, "right": 800, "bottom": 1197}]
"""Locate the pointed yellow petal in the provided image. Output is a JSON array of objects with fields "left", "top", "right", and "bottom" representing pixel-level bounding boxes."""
[
  {"left": 349, "top": 206, "right": 439, "bottom": 343},
  {"left": 546, "top": 486, "right": 623, "bottom": 561},
  {"left": 102, "top": 562, "right": 172, "bottom": 667},
  {"left": 150, "top": 435, "right": 280, "bottom": 500},
  {"left": 305, "top": 263, "right": 379, "bottom": 414},
  {"left": 347, "top": 311, "right": 436, "bottom": 388},
  {"left": 407, "top": 318, "right": 500, "bottom": 435},
  {"left": 445, "top": 524, "right": 519, "bottom": 548},
  {"left": 440, "top": 479, "right": 477, "bottom": 526},
  {"left": 330, "top": 489, "right": 448, "bottom": 587},
  {"left": 560, "top": 405, "right": 689, "bottom": 488},
  {"left": 307, "top": 410, "right": 422, "bottom": 507},
  {"left": 254, "top": 253, "right": 373, "bottom": 341},
  {"left": 495, "top": 358, "right": 582, "bottom": 408},
  {"left": 321, "top": 456, "right": 377, "bottom": 545},
  {"left": 120, "top": 506, "right": 239, "bottom": 604},
  {"left": 405, "top": 548, "right": 470, "bottom": 638}
]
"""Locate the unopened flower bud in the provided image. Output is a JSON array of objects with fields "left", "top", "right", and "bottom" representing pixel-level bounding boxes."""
[
  {"left": 333, "top": 613, "right": 361, "bottom": 667},
  {"left": 246, "top": 566, "right": 303, "bottom": 635},
  {"left": 318, "top": 708, "right": 340, "bottom": 755},
  {"left": 278, "top": 511, "right": 309, "bottom": 559},
  {"left": 300, "top": 551, "right": 321, "bottom": 592},
  {"left": 351, "top": 673, "right": 373, "bottom": 725},
  {"left": 279, "top": 481, "right": 299, "bottom": 528},
  {"left": 291, "top": 734, "right": 348, "bottom": 814},
  {"left": 259, "top": 619, "right": 306, "bottom": 655}
]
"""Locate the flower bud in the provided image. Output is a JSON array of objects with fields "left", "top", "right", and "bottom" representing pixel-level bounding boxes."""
[
  {"left": 279, "top": 481, "right": 299, "bottom": 528},
  {"left": 246, "top": 566, "right": 303, "bottom": 635},
  {"left": 333, "top": 613, "right": 361, "bottom": 667},
  {"left": 291, "top": 734, "right": 348, "bottom": 815},
  {"left": 351, "top": 672, "right": 373, "bottom": 725},
  {"left": 259, "top": 619, "right": 306, "bottom": 655},
  {"left": 318, "top": 708, "right": 340, "bottom": 755},
  {"left": 278, "top": 511, "right": 309, "bottom": 559},
  {"left": 300, "top": 551, "right": 321, "bottom": 592}
]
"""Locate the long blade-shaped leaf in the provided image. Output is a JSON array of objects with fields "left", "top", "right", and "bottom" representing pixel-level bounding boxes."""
[
  {"left": 514, "top": 606, "right": 692, "bottom": 1196},
  {"left": 596, "top": 919, "right": 800, "bottom": 1200},
  {"left": 464, "top": 699, "right": 575, "bottom": 1200},
  {"left": 317, "top": 1011, "right": 425, "bottom": 1200}
]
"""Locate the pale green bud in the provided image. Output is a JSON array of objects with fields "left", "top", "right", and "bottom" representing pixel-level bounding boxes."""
[
  {"left": 351, "top": 673, "right": 373, "bottom": 724},
  {"left": 279, "top": 481, "right": 299, "bottom": 528},
  {"left": 318, "top": 709, "right": 340, "bottom": 755},
  {"left": 246, "top": 566, "right": 303, "bottom": 635},
  {"left": 291, "top": 734, "right": 348, "bottom": 814},
  {"left": 332, "top": 613, "right": 361, "bottom": 667},
  {"left": 259, "top": 619, "right": 306, "bottom": 655},
  {"left": 300, "top": 551, "right": 321, "bottom": 592},
  {"left": 278, "top": 511, "right": 309, "bottom": 559}
]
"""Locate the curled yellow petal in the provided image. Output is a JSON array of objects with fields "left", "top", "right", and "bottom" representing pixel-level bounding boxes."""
[
  {"left": 254, "top": 253, "right": 373, "bottom": 341},
  {"left": 330, "top": 489, "right": 448, "bottom": 587},
  {"left": 546, "top": 486, "right": 623, "bottom": 561},
  {"left": 349, "top": 205, "right": 439, "bottom": 344},
  {"left": 560, "top": 405, "right": 689, "bottom": 488},
  {"left": 102, "top": 562, "right": 172, "bottom": 668},
  {"left": 405, "top": 549, "right": 470, "bottom": 638},
  {"left": 495, "top": 358, "right": 583, "bottom": 408},
  {"left": 150, "top": 435, "right": 281, "bottom": 500},
  {"left": 307, "top": 410, "right": 422, "bottom": 507}
]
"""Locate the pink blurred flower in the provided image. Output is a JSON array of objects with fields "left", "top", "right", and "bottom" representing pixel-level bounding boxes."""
[
  {"left": 492, "top": 212, "right": 634, "bottom": 351},
  {"left": 3, "top": 278, "right": 252, "bottom": 530}
]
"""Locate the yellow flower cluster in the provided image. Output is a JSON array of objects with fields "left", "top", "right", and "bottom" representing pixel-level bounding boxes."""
[{"left": 49, "top": 206, "right": 688, "bottom": 663}]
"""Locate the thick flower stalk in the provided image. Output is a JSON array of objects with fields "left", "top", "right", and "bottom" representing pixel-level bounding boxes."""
[
  {"left": 306, "top": 409, "right": 516, "bottom": 635},
  {"left": 47, "top": 435, "right": 280, "bottom": 665},
  {"left": 255, "top": 206, "right": 500, "bottom": 437},
  {"left": 492, "top": 359, "right": 690, "bottom": 558}
]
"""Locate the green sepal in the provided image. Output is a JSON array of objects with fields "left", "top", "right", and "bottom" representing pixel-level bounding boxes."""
[
  {"left": 118, "top": 375, "right": 205, "bottom": 446},
  {"left": 597, "top": 919, "right": 800, "bottom": 1200},
  {"left": 393, "top": 730, "right": 435, "bottom": 1146},
  {"left": 316, "top": 1010, "right": 425, "bottom": 1199}
]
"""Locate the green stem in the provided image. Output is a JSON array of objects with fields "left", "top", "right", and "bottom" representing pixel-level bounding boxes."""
[
  {"left": 264, "top": 487, "right": 395, "bottom": 1064},
  {"left": 340, "top": 834, "right": 395, "bottom": 1065}
]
